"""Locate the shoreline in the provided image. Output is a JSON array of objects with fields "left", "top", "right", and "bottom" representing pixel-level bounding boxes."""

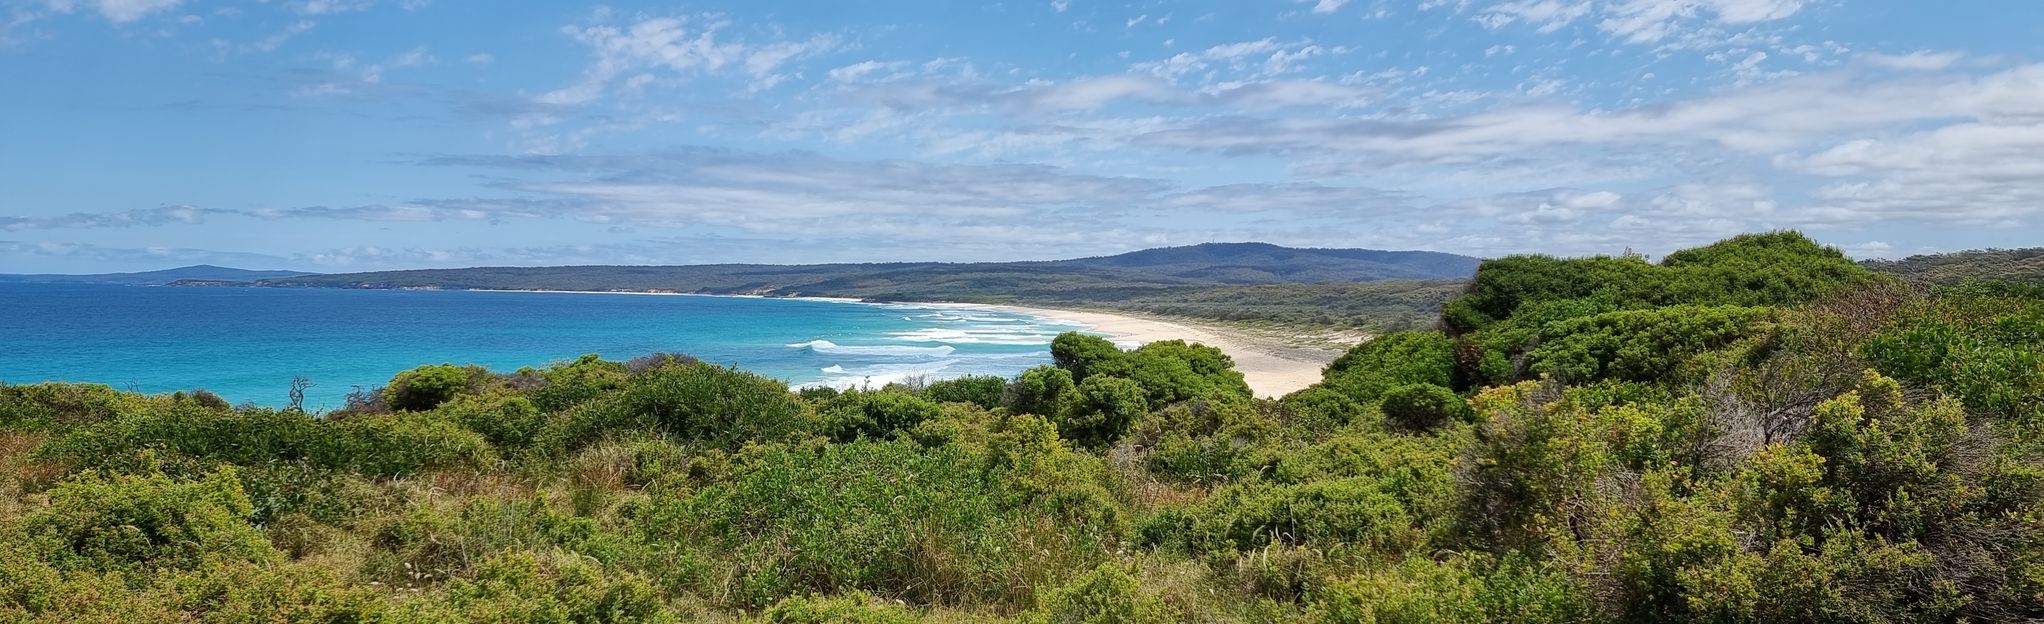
[
  {"left": 961, "top": 303, "right": 1341, "bottom": 399},
  {"left": 461, "top": 288, "right": 1343, "bottom": 398}
]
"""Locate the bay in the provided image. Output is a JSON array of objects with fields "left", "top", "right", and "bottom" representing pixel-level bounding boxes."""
[{"left": 0, "top": 283, "right": 1080, "bottom": 410}]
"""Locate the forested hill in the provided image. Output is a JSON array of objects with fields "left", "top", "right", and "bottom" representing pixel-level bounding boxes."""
[
  {"left": 230, "top": 242, "right": 1480, "bottom": 300},
  {"left": 1862, "top": 247, "right": 2044, "bottom": 286},
  {"left": 0, "top": 264, "right": 312, "bottom": 285}
]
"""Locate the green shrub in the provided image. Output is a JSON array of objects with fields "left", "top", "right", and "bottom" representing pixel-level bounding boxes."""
[
  {"left": 37, "top": 402, "right": 321, "bottom": 469},
  {"left": 1527, "top": 304, "right": 1766, "bottom": 383},
  {"left": 1010, "top": 365, "right": 1077, "bottom": 416},
  {"left": 434, "top": 550, "right": 674, "bottom": 623},
  {"left": 1312, "top": 558, "right": 1485, "bottom": 624},
  {"left": 1378, "top": 384, "right": 1469, "bottom": 432},
  {"left": 1278, "top": 386, "right": 1371, "bottom": 433},
  {"left": 18, "top": 467, "right": 274, "bottom": 573},
  {"left": 0, "top": 383, "right": 136, "bottom": 433},
  {"left": 436, "top": 392, "right": 548, "bottom": 450},
  {"left": 532, "top": 354, "right": 632, "bottom": 413},
  {"left": 1137, "top": 396, "right": 1276, "bottom": 484},
  {"left": 1092, "top": 339, "right": 1251, "bottom": 406},
  {"left": 1026, "top": 562, "right": 1183, "bottom": 624},
  {"left": 0, "top": 552, "right": 397, "bottom": 623},
  {"left": 1455, "top": 382, "right": 1616, "bottom": 552},
  {"left": 822, "top": 390, "right": 945, "bottom": 442},
  {"left": 1058, "top": 376, "right": 1148, "bottom": 449},
  {"left": 363, "top": 496, "right": 603, "bottom": 587},
  {"left": 318, "top": 412, "right": 498, "bottom": 476},
  {"left": 383, "top": 364, "right": 477, "bottom": 411},
  {"left": 1448, "top": 231, "right": 1869, "bottom": 335},
  {"left": 37, "top": 401, "right": 492, "bottom": 479},
  {"left": 760, "top": 592, "right": 921, "bottom": 624},
  {"left": 540, "top": 362, "right": 814, "bottom": 451},
  {"left": 1864, "top": 289, "right": 2044, "bottom": 428},
  {"left": 1321, "top": 332, "right": 1456, "bottom": 403},
  {"left": 642, "top": 438, "right": 1116, "bottom": 609},
  {"left": 920, "top": 375, "right": 1008, "bottom": 410},
  {"left": 1051, "top": 332, "right": 1125, "bottom": 383},
  {"left": 1155, "top": 477, "right": 1420, "bottom": 555}
]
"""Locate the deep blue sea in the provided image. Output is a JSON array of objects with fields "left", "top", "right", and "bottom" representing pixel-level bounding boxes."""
[{"left": 0, "top": 283, "right": 1085, "bottom": 411}]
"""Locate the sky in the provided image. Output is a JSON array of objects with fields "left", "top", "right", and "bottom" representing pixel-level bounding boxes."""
[{"left": 2, "top": 0, "right": 2041, "bottom": 273}]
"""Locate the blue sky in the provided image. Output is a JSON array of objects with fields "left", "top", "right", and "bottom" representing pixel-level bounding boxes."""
[{"left": 2, "top": 0, "right": 2040, "bottom": 272}]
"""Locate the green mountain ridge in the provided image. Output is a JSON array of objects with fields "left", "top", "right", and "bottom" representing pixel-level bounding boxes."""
[
  {"left": 0, "top": 264, "right": 314, "bottom": 285},
  {"left": 1861, "top": 247, "right": 2044, "bottom": 286},
  {"left": 222, "top": 242, "right": 1484, "bottom": 299}
]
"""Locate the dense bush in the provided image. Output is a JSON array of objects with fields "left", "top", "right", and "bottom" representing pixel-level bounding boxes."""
[
  {"left": 1058, "top": 375, "right": 1148, "bottom": 448},
  {"left": 319, "top": 412, "right": 498, "bottom": 476},
  {"left": 1863, "top": 287, "right": 2044, "bottom": 428},
  {"left": 1025, "top": 562, "right": 1182, "bottom": 624},
  {"left": 821, "top": 390, "right": 945, "bottom": 442},
  {"left": 761, "top": 592, "right": 921, "bottom": 624},
  {"left": 1051, "top": 333, "right": 1125, "bottom": 383},
  {"left": 436, "top": 392, "right": 548, "bottom": 450},
  {"left": 1526, "top": 304, "right": 1767, "bottom": 383},
  {"left": 1091, "top": 339, "right": 1252, "bottom": 407},
  {"left": 382, "top": 363, "right": 478, "bottom": 411},
  {"left": 0, "top": 383, "right": 134, "bottom": 432},
  {"left": 1321, "top": 331, "right": 1456, "bottom": 402},
  {"left": 1378, "top": 383, "right": 1469, "bottom": 432},
  {"left": 37, "top": 401, "right": 494, "bottom": 478},
  {"left": 1445, "top": 232, "right": 1874, "bottom": 388},
  {"left": 539, "top": 362, "right": 814, "bottom": 451},
  {"left": 435, "top": 551, "right": 674, "bottom": 623},
  {"left": 1010, "top": 365, "right": 1076, "bottom": 416},
  {"left": 17, "top": 468, "right": 274, "bottom": 573},
  {"left": 637, "top": 438, "right": 1116, "bottom": 609},
  {"left": 530, "top": 354, "right": 631, "bottom": 413},
  {"left": 918, "top": 375, "right": 1007, "bottom": 410}
]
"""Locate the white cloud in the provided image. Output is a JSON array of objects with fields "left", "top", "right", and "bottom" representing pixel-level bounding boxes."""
[
  {"left": 1862, "top": 50, "right": 1963, "bottom": 72},
  {"left": 48, "top": 0, "right": 184, "bottom": 23},
  {"left": 1477, "top": 0, "right": 1591, "bottom": 33},
  {"left": 1130, "top": 38, "right": 1332, "bottom": 81},
  {"left": 1138, "top": 64, "right": 2044, "bottom": 162},
  {"left": 1310, "top": 0, "right": 1349, "bottom": 14},
  {"left": 1204, "top": 79, "right": 1372, "bottom": 109},
  {"left": 1, "top": 205, "right": 217, "bottom": 231},
  {"left": 539, "top": 14, "right": 837, "bottom": 106},
  {"left": 827, "top": 60, "right": 899, "bottom": 83},
  {"left": 291, "top": 46, "right": 433, "bottom": 97},
  {"left": 1596, "top": 0, "right": 1804, "bottom": 43},
  {"left": 219, "top": 19, "right": 314, "bottom": 54},
  {"left": 293, "top": 0, "right": 371, "bottom": 15},
  {"left": 742, "top": 36, "right": 838, "bottom": 91},
  {"left": 1010, "top": 74, "right": 1177, "bottom": 112},
  {"left": 1709, "top": 0, "right": 1803, "bottom": 23},
  {"left": 1784, "top": 121, "right": 2044, "bottom": 224}
]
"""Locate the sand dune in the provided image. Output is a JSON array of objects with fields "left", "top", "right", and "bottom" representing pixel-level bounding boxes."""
[{"left": 967, "top": 304, "right": 1344, "bottom": 398}]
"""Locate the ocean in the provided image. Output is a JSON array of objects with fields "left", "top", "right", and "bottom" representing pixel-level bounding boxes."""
[{"left": 0, "top": 283, "right": 1086, "bottom": 411}]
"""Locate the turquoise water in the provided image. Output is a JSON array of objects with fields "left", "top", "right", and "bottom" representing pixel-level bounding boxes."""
[{"left": 0, "top": 283, "right": 1085, "bottom": 411}]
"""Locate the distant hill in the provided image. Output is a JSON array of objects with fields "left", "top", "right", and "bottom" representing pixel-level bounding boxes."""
[
  {"left": 239, "top": 243, "right": 1481, "bottom": 302},
  {"left": 1864, "top": 248, "right": 2044, "bottom": 286},
  {"left": 0, "top": 264, "right": 315, "bottom": 286}
]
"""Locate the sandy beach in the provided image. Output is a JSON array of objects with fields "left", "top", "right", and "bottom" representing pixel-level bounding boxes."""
[{"left": 967, "top": 304, "right": 1345, "bottom": 399}]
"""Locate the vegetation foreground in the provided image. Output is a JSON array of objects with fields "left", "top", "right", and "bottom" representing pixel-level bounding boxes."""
[{"left": 2, "top": 232, "right": 2041, "bottom": 623}]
